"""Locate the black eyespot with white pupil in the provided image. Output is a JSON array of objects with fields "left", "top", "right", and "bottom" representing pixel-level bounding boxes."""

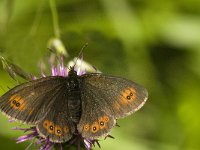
[
  {"left": 126, "top": 96, "right": 131, "bottom": 100},
  {"left": 12, "top": 100, "right": 17, "bottom": 104},
  {"left": 100, "top": 121, "right": 104, "bottom": 126},
  {"left": 93, "top": 127, "right": 97, "bottom": 131},
  {"left": 15, "top": 102, "right": 20, "bottom": 107},
  {"left": 49, "top": 126, "right": 54, "bottom": 130},
  {"left": 12, "top": 100, "right": 21, "bottom": 107},
  {"left": 57, "top": 129, "right": 61, "bottom": 134}
]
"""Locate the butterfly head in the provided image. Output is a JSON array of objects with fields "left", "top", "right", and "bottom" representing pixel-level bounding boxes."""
[{"left": 68, "top": 66, "right": 77, "bottom": 77}]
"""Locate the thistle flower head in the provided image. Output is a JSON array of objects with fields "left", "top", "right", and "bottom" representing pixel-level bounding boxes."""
[{"left": 14, "top": 126, "right": 100, "bottom": 150}]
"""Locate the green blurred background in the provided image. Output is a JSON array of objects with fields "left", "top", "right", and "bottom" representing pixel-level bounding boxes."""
[{"left": 0, "top": 0, "right": 200, "bottom": 150}]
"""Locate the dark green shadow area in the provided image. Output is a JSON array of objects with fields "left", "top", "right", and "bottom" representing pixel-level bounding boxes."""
[{"left": 0, "top": 136, "right": 26, "bottom": 150}]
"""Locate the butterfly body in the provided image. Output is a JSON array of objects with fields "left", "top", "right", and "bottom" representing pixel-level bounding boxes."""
[
  {"left": 65, "top": 71, "right": 82, "bottom": 124},
  {"left": 0, "top": 68, "right": 148, "bottom": 143}
]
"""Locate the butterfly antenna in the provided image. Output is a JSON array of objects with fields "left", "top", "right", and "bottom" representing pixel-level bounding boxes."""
[
  {"left": 72, "top": 43, "right": 88, "bottom": 70},
  {"left": 47, "top": 47, "right": 56, "bottom": 54},
  {"left": 47, "top": 47, "right": 62, "bottom": 64}
]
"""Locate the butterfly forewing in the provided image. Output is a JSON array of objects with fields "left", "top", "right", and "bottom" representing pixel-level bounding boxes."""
[
  {"left": 0, "top": 76, "right": 67, "bottom": 124},
  {"left": 81, "top": 73, "right": 148, "bottom": 118},
  {"left": 0, "top": 76, "right": 76, "bottom": 143}
]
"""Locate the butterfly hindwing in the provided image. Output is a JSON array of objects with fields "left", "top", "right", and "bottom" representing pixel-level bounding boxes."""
[
  {"left": 77, "top": 73, "right": 148, "bottom": 139},
  {"left": 0, "top": 76, "right": 67, "bottom": 124},
  {"left": 36, "top": 85, "right": 75, "bottom": 143},
  {"left": 77, "top": 84, "right": 116, "bottom": 139}
]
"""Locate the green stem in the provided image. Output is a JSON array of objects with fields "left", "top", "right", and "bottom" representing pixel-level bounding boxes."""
[{"left": 49, "top": 0, "right": 60, "bottom": 38}]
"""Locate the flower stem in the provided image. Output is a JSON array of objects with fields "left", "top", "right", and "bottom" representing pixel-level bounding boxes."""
[{"left": 49, "top": 0, "right": 60, "bottom": 38}]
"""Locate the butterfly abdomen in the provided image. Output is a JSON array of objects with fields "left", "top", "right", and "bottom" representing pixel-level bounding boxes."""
[
  {"left": 66, "top": 76, "right": 82, "bottom": 124},
  {"left": 67, "top": 91, "right": 81, "bottom": 123}
]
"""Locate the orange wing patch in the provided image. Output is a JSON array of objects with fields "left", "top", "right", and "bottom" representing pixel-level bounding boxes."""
[
  {"left": 103, "top": 115, "right": 109, "bottom": 122},
  {"left": 83, "top": 124, "right": 90, "bottom": 132},
  {"left": 48, "top": 121, "right": 55, "bottom": 134},
  {"left": 43, "top": 120, "right": 50, "bottom": 129},
  {"left": 55, "top": 125, "right": 63, "bottom": 136},
  {"left": 42, "top": 120, "right": 69, "bottom": 137},
  {"left": 63, "top": 126, "right": 69, "bottom": 133},
  {"left": 9, "top": 95, "right": 26, "bottom": 111},
  {"left": 98, "top": 117, "right": 106, "bottom": 129},
  {"left": 120, "top": 87, "right": 137, "bottom": 105},
  {"left": 82, "top": 115, "right": 111, "bottom": 134},
  {"left": 91, "top": 122, "right": 100, "bottom": 133},
  {"left": 113, "top": 102, "right": 120, "bottom": 111}
]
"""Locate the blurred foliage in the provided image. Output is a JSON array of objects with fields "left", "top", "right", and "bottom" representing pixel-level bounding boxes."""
[{"left": 0, "top": 0, "right": 200, "bottom": 150}]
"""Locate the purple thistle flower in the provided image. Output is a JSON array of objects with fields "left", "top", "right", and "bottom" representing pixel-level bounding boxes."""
[{"left": 14, "top": 126, "right": 100, "bottom": 150}]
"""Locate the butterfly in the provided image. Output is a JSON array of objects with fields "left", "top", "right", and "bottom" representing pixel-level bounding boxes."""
[{"left": 0, "top": 67, "right": 148, "bottom": 143}]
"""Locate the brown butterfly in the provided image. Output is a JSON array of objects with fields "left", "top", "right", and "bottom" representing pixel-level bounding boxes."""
[{"left": 0, "top": 67, "right": 148, "bottom": 143}]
